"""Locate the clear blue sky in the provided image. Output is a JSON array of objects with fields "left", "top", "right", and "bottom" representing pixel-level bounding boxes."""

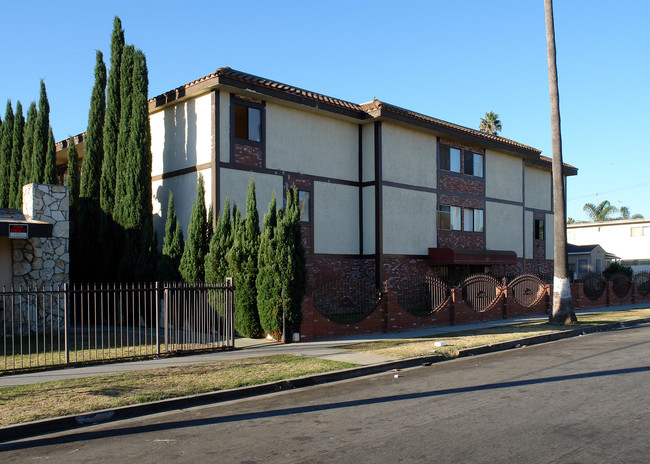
[{"left": 2, "top": 0, "right": 648, "bottom": 222}]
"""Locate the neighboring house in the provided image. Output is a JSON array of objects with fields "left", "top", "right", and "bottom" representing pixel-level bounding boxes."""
[
  {"left": 567, "top": 219, "right": 650, "bottom": 274},
  {"left": 56, "top": 67, "right": 577, "bottom": 290},
  {"left": 567, "top": 243, "right": 617, "bottom": 280}
]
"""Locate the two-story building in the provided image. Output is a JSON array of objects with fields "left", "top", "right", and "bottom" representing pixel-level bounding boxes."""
[
  {"left": 568, "top": 219, "right": 650, "bottom": 274},
  {"left": 146, "top": 67, "right": 577, "bottom": 291}
]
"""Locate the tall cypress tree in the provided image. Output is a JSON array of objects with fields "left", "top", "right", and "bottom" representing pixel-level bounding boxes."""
[
  {"left": 66, "top": 136, "right": 80, "bottom": 282},
  {"left": 157, "top": 191, "right": 184, "bottom": 282},
  {"left": 227, "top": 178, "right": 262, "bottom": 338},
  {"left": 18, "top": 102, "right": 37, "bottom": 200},
  {"left": 179, "top": 175, "right": 208, "bottom": 283},
  {"left": 0, "top": 101, "right": 14, "bottom": 207},
  {"left": 31, "top": 80, "right": 49, "bottom": 184},
  {"left": 43, "top": 127, "right": 57, "bottom": 184},
  {"left": 256, "top": 192, "right": 283, "bottom": 337},
  {"left": 279, "top": 187, "right": 307, "bottom": 335},
  {"left": 100, "top": 16, "right": 124, "bottom": 217},
  {"left": 9, "top": 101, "right": 24, "bottom": 209},
  {"left": 112, "top": 44, "right": 135, "bottom": 227},
  {"left": 80, "top": 50, "right": 107, "bottom": 200},
  {"left": 205, "top": 196, "right": 233, "bottom": 283},
  {"left": 130, "top": 49, "right": 152, "bottom": 233}
]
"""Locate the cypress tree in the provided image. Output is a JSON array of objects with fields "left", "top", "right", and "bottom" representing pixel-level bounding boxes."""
[
  {"left": 112, "top": 44, "right": 135, "bottom": 227},
  {"left": 206, "top": 204, "right": 214, "bottom": 245},
  {"left": 227, "top": 179, "right": 262, "bottom": 338},
  {"left": 256, "top": 192, "right": 283, "bottom": 337},
  {"left": 130, "top": 49, "right": 152, "bottom": 232},
  {"left": 0, "top": 101, "right": 14, "bottom": 207},
  {"left": 31, "top": 80, "right": 50, "bottom": 184},
  {"left": 179, "top": 175, "right": 208, "bottom": 283},
  {"left": 80, "top": 50, "right": 107, "bottom": 200},
  {"left": 9, "top": 101, "right": 24, "bottom": 209},
  {"left": 66, "top": 136, "right": 80, "bottom": 224},
  {"left": 18, "top": 102, "right": 37, "bottom": 200},
  {"left": 100, "top": 16, "right": 124, "bottom": 217},
  {"left": 77, "top": 51, "right": 107, "bottom": 283},
  {"left": 279, "top": 187, "right": 307, "bottom": 335},
  {"left": 43, "top": 127, "right": 57, "bottom": 184},
  {"left": 205, "top": 196, "right": 233, "bottom": 283},
  {"left": 66, "top": 137, "right": 80, "bottom": 281},
  {"left": 157, "top": 191, "right": 184, "bottom": 282}
]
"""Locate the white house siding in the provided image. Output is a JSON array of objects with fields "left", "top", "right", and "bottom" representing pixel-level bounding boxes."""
[
  {"left": 150, "top": 93, "right": 213, "bottom": 177},
  {"left": 219, "top": 168, "right": 284, "bottom": 229},
  {"left": 524, "top": 165, "right": 551, "bottom": 211},
  {"left": 265, "top": 103, "right": 358, "bottom": 182},
  {"left": 486, "top": 201, "right": 523, "bottom": 256},
  {"left": 314, "top": 182, "right": 359, "bottom": 254},
  {"left": 362, "top": 123, "right": 375, "bottom": 183},
  {"left": 485, "top": 150, "right": 522, "bottom": 202},
  {"left": 362, "top": 186, "right": 375, "bottom": 255},
  {"left": 567, "top": 220, "right": 650, "bottom": 267},
  {"left": 382, "top": 186, "right": 436, "bottom": 255},
  {"left": 152, "top": 168, "right": 212, "bottom": 244},
  {"left": 381, "top": 123, "right": 436, "bottom": 188}
]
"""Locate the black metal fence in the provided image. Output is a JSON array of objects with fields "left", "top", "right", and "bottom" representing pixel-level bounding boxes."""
[{"left": 1, "top": 281, "right": 235, "bottom": 374}]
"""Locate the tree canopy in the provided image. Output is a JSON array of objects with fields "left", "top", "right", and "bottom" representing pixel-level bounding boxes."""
[{"left": 479, "top": 111, "right": 502, "bottom": 135}]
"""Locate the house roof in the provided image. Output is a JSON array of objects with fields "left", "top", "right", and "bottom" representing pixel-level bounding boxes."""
[
  {"left": 148, "top": 67, "right": 577, "bottom": 173},
  {"left": 567, "top": 218, "right": 650, "bottom": 229},
  {"left": 567, "top": 244, "right": 600, "bottom": 254}
]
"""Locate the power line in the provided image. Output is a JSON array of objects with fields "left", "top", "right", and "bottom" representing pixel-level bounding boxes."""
[{"left": 568, "top": 180, "right": 650, "bottom": 202}]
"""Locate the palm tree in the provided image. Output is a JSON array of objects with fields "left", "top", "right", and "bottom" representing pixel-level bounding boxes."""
[
  {"left": 583, "top": 200, "right": 618, "bottom": 222},
  {"left": 479, "top": 111, "right": 502, "bottom": 135},
  {"left": 618, "top": 206, "right": 643, "bottom": 220},
  {"left": 545, "top": 0, "right": 575, "bottom": 325}
]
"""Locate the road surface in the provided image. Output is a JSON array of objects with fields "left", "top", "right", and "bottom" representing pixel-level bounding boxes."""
[{"left": 1, "top": 323, "right": 649, "bottom": 463}]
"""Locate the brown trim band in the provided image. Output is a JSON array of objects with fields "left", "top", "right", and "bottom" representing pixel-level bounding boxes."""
[{"left": 152, "top": 162, "right": 212, "bottom": 182}]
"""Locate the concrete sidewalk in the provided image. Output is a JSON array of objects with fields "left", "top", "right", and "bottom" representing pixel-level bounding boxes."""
[{"left": 1, "top": 303, "right": 649, "bottom": 388}]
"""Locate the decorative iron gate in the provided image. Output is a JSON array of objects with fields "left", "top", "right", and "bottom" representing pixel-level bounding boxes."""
[{"left": 461, "top": 274, "right": 502, "bottom": 312}]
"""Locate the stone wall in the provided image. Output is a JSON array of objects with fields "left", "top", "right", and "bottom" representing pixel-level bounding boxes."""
[{"left": 12, "top": 184, "right": 70, "bottom": 288}]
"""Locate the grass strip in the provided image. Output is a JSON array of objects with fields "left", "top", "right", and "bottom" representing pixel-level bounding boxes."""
[
  {"left": 340, "top": 308, "right": 650, "bottom": 359},
  {"left": 0, "top": 355, "right": 355, "bottom": 427}
]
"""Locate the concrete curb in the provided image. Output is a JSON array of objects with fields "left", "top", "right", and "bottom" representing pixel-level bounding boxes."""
[{"left": 1, "top": 317, "right": 648, "bottom": 443}]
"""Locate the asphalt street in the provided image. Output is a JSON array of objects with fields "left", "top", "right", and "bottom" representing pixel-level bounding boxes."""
[{"left": 1, "top": 323, "right": 648, "bottom": 463}]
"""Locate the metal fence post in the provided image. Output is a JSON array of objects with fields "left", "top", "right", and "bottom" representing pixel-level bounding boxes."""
[
  {"left": 164, "top": 284, "right": 169, "bottom": 353},
  {"left": 225, "top": 277, "right": 234, "bottom": 347},
  {"left": 64, "top": 283, "right": 69, "bottom": 365},
  {"left": 155, "top": 282, "right": 160, "bottom": 356}
]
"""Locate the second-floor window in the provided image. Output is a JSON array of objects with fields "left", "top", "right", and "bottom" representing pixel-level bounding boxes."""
[
  {"left": 438, "top": 205, "right": 461, "bottom": 230},
  {"left": 234, "top": 103, "right": 262, "bottom": 142},
  {"left": 439, "top": 144, "right": 484, "bottom": 177},
  {"left": 463, "top": 208, "right": 484, "bottom": 232}
]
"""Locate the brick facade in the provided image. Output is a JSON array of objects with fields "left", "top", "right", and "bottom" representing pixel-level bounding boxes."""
[{"left": 233, "top": 144, "right": 263, "bottom": 167}]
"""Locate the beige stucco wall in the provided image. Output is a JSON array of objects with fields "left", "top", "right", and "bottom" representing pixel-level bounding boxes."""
[
  {"left": 151, "top": 93, "right": 213, "bottom": 177},
  {"left": 485, "top": 150, "right": 523, "bottom": 202},
  {"left": 362, "top": 186, "right": 375, "bottom": 255},
  {"left": 219, "top": 168, "right": 284, "bottom": 229},
  {"left": 524, "top": 165, "right": 551, "bottom": 211},
  {"left": 382, "top": 123, "right": 436, "bottom": 188},
  {"left": 152, "top": 168, "right": 213, "bottom": 246},
  {"left": 486, "top": 201, "right": 523, "bottom": 256},
  {"left": 362, "top": 123, "right": 375, "bottom": 183},
  {"left": 546, "top": 213, "right": 555, "bottom": 260},
  {"left": 219, "top": 91, "right": 230, "bottom": 163},
  {"left": 383, "top": 186, "right": 436, "bottom": 255},
  {"left": 0, "top": 237, "right": 11, "bottom": 289},
  {"left": 266, "top": 103, "right": 358, "bottom": 181},
  {"left": 314, "top": 182, "right": 359, "bottom": 254}
]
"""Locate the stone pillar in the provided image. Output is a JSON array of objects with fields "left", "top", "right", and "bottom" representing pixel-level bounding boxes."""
[{"left": 12, "top": 183, "right": 70, "bottom": 288}]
